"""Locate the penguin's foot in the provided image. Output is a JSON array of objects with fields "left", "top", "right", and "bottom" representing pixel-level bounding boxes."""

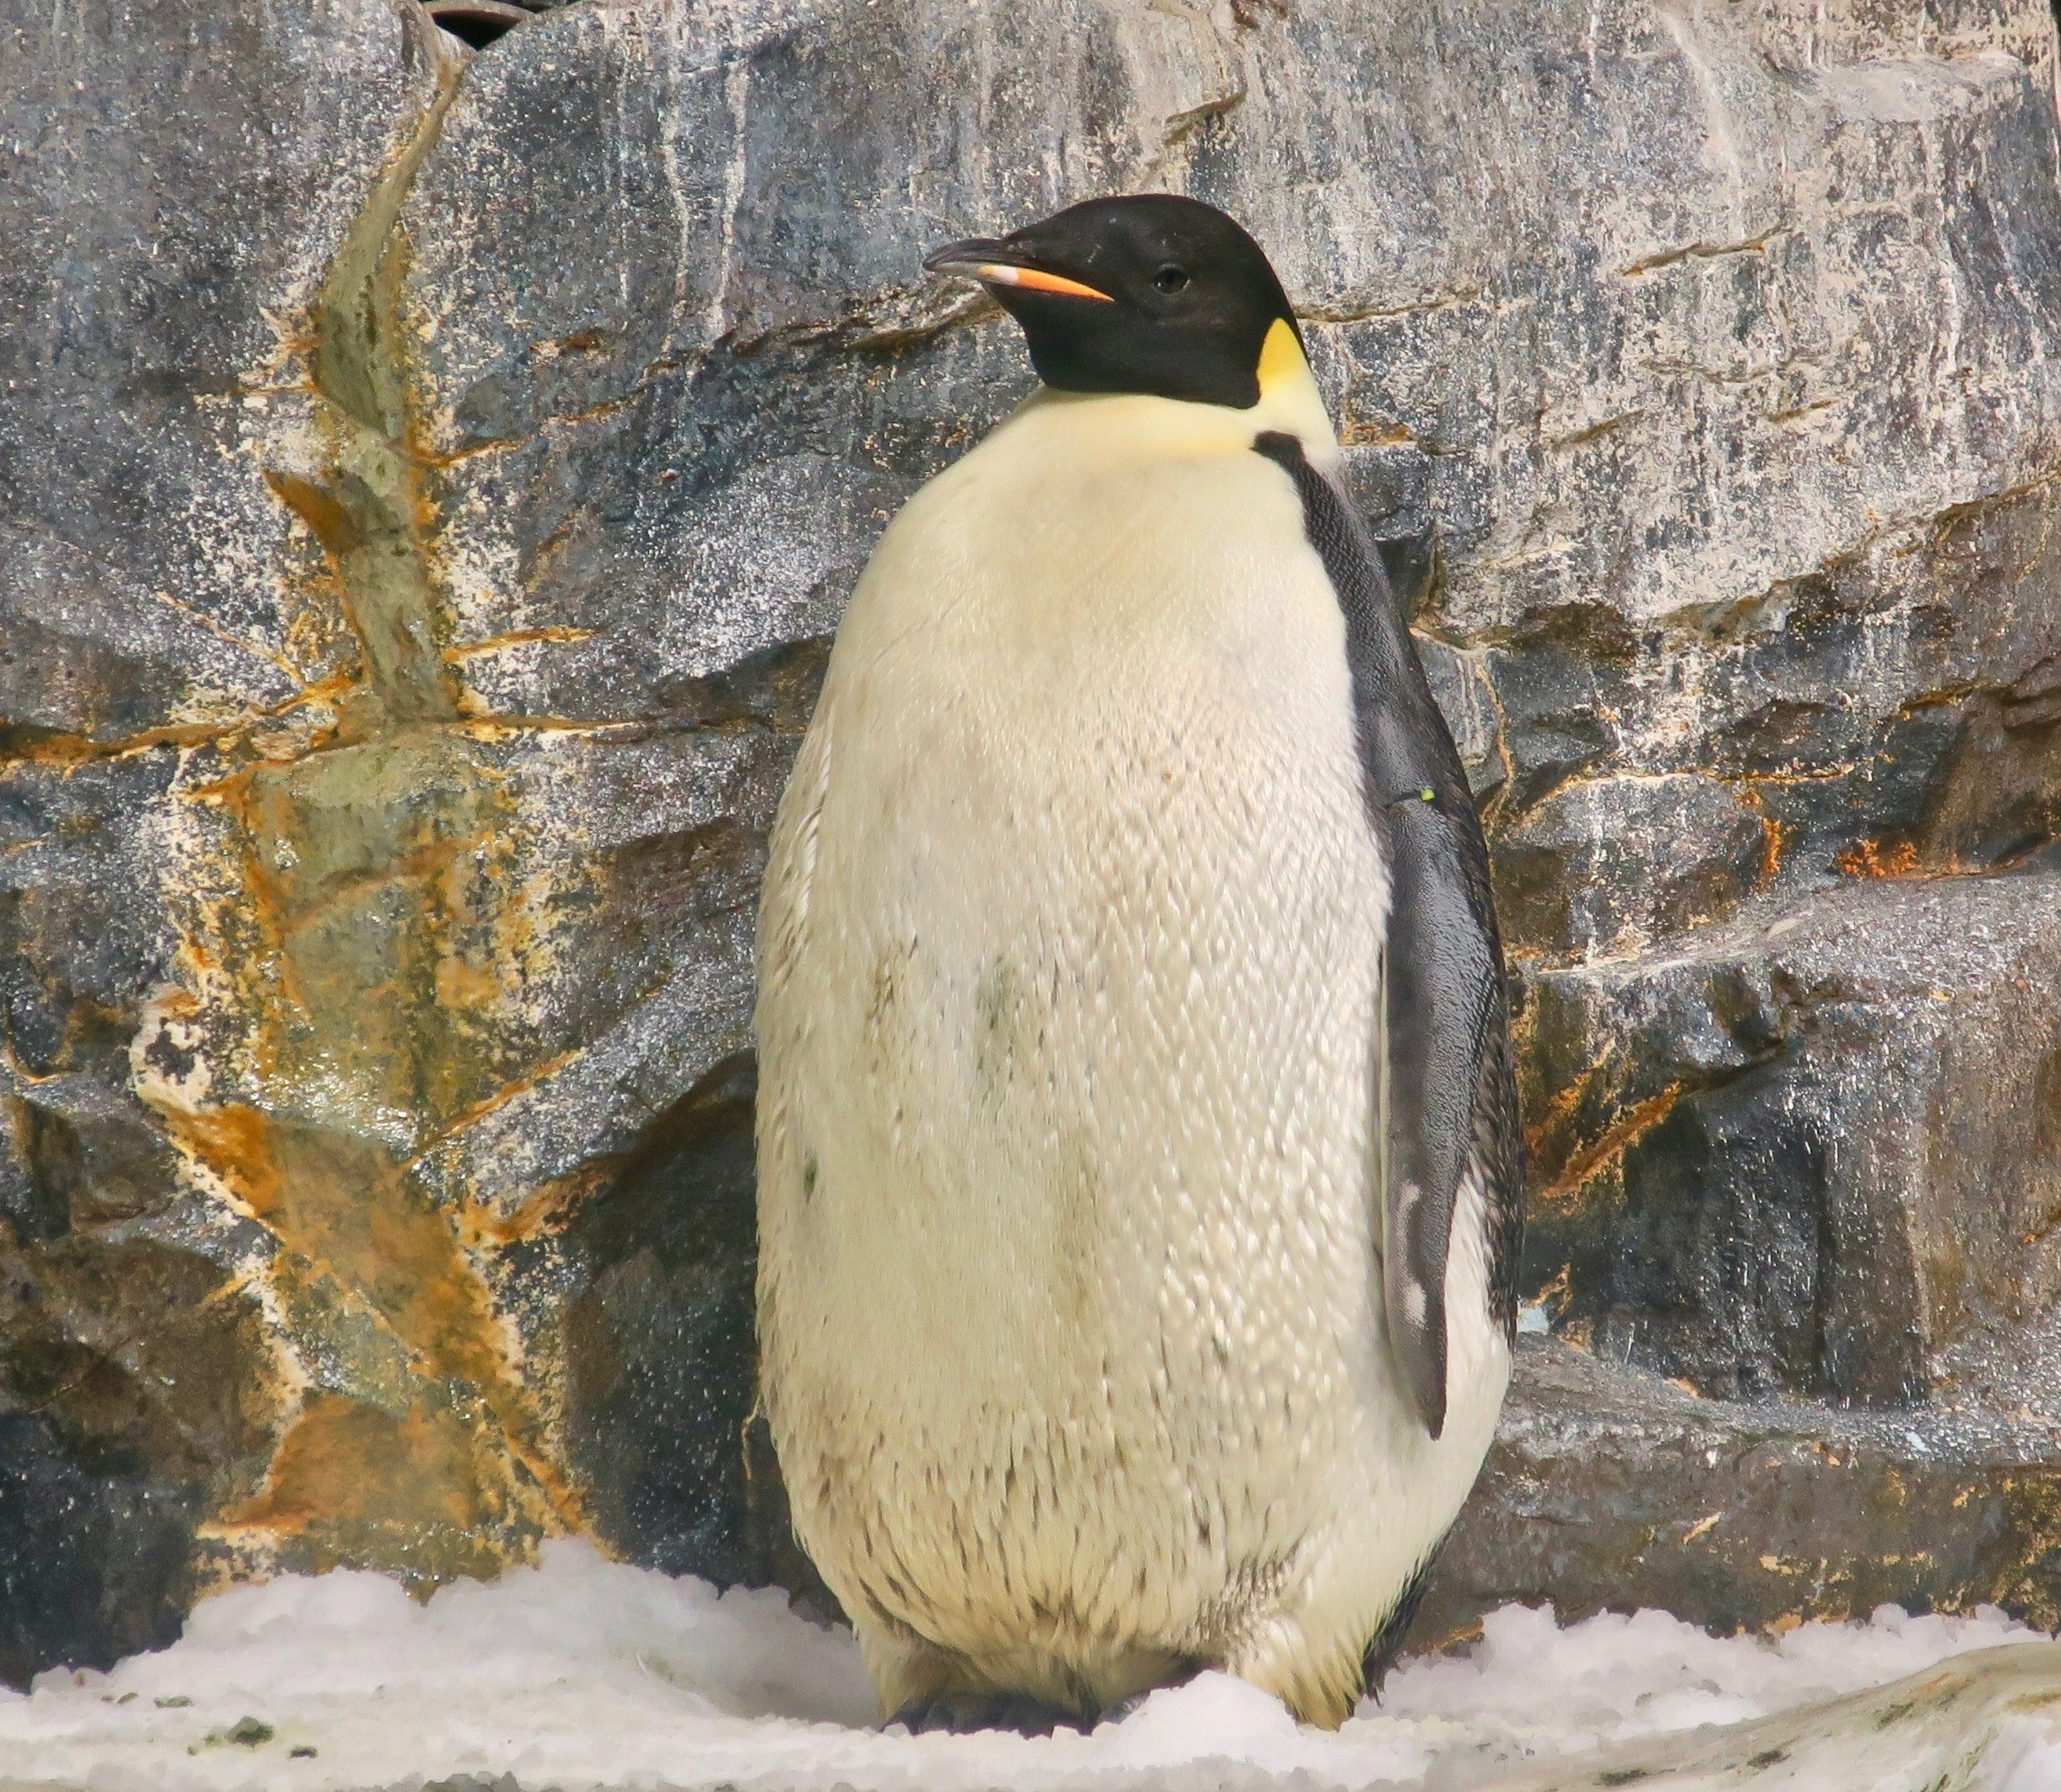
[
  {"left": 889, "top": 1691, "right": 1093, "bottom": 1735},
  {"left": 1096, "top": 1686, "right": 1158, "bottom": 1724}
]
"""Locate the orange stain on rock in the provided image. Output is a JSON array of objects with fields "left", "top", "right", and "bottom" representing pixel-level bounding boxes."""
[
  {"left": 164, "top": 1098, "right": 587, "bottom": 1555},
  {"left": 1524, "top": 1060, "right": 1605, "bottom": 1177},
  {"left": 209, "top": 1392, "right": 528, "bottom": 1590},
  {"left": 141, "top": 39, "right": 600, "bottom": 1595},
  {"left": 1534, "top": 1080, "right": 1690, "bottom": 1207},
  {"left": 220, "top": 1393, "right": 482, "bottom": 1536},
  {"left": 168, "top": 1102, "right": 285, "bottom": 1215},
  {"left": 263, "top": 468, "right": 366, "bottom": 560},
  {"left": 1838, "top": 836, "right": 1922, "bottom": 879}
]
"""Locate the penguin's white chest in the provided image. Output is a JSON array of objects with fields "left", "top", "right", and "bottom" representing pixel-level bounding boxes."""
[{"left": 755, "top": 393, "right": 1507, "bottom": 1724}]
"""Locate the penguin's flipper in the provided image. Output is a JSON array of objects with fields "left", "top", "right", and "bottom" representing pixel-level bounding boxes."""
[
  {"left": 1252, "top": 430, "right": 1512, "bottom": 1440},
  {"left": 1373, "top": 793, "right": 1502, "bottom": 1438}
]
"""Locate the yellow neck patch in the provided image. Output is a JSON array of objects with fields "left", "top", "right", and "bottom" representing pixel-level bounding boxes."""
[{"left": 1257, "top": 317, "right": 1307, "bottom": 398}]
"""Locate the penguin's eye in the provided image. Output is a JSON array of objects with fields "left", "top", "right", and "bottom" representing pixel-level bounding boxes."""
[{"left": 1151, "top": 265, "right": 1191, "bottom": 294}]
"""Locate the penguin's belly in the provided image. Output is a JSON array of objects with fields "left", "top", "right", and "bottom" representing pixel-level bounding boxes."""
[{"left": 755, "top": 409, "right": 1507, "bottom": 1724}]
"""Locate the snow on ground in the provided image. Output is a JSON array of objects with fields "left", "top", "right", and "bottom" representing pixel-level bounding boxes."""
[{"left": 1, "top": 1539, "right": 2055, "bottom": 1792}]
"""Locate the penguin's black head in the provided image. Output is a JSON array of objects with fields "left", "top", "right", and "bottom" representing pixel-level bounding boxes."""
[{"left": 925, "top": 195, "right": 1300, "bottom": 410}]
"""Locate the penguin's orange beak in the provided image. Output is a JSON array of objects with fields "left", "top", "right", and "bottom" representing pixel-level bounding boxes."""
[{"left": 924, "top": 239, "right": 1113, "bottom": 302}]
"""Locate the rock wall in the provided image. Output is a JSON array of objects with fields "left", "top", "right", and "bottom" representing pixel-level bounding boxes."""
[{"left": 4, "top": 0, "right": 2059, "bottom": 1685}]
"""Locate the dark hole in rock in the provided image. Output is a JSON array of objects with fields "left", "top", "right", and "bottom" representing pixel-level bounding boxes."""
[
  {"left": 425, "top": 0, "right": 534, "bottom": 49},
  {"left": 1377, "top": 529, "right": 1438, "bottom": 621}
]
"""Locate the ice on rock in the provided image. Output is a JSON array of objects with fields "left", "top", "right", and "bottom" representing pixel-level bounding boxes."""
[{"left": 1, "top": 1538, "right": 2057, "bottom": 1792}]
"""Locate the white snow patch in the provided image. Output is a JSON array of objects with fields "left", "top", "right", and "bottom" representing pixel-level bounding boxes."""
[{"left": 0, "top": 1538, "right": 2050, "bottom": 1791}]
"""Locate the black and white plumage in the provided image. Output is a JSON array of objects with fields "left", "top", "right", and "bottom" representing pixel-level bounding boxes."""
[
  {"left": 755, "top": 195, "right": 1526, "bottom": 1734},
  {"left": 1252, "top": 429, "right": 1526, "bottom": 1438}
]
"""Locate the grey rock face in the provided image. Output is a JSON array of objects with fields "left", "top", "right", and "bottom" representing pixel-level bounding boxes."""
[
  {"left": 0, "top": 0, "right": 434, "bottom": 743},
  {"left": 3, "top": 0, "right": 2059, "bottom": 1686},
  {"left": 1522, "top": 869, "right": 2061, "bottom": 1408},
  {"left": 1420, "top": 1334, "right": 2061, "bottom": 1648}
]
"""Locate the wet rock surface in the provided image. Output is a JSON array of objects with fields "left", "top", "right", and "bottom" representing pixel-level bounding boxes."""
[
  {"left": 1518, "top": 866, "right": 2061, "bottom": 1407},
  {"left": 3, "top": 0, "right": 2059, "bottom": 1686},
  {"left": 1420, "top": 1335, "right": 2061, "bottom": 1647}
]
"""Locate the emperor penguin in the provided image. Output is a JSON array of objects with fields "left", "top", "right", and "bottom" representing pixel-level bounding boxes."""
[{"left": 754, "top": 195, "right": 1524, "bottom": 1734}]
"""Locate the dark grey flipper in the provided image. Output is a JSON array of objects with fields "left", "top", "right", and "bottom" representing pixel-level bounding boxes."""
[{"left": 1252, "top": 431, "right": 1525, "bottom": 1439}]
